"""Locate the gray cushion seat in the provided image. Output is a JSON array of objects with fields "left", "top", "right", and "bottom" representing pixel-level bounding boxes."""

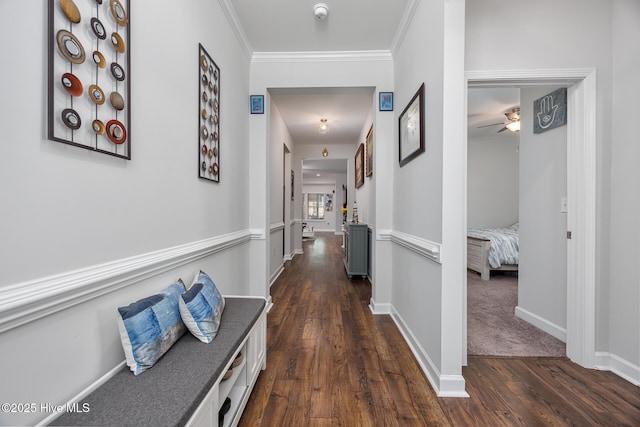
[{"left": 51, "top": 297, "right": 265, "bottom": 427}]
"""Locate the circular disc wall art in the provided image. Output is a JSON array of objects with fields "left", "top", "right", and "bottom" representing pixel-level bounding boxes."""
[
  {"left": 198, "top": 43, "right": 220, "bottom": 182},
  {"left": 49, "top": 0, "right": 131, "bottom": 159},
  {"left": 91, "top": 17, "right": 107, "bottom": 39},
  {"left": 56, "top": 30, "right": 85, "bottom": 64},
  {"left": 106, "top": 120, "right": 126, "bottom": 144},
  {"left": 111, "top": 32, "right": 125, "bottom": 53},
  {"left": 61, "top": 108, "right": 81, "bottom": 130},
  {"left": 61, "top": 73, "right": 83, "bottom": 97},
  {"left": 92, "top": 50, "right": 107, "bottom": 68},
  {"left": 110, "top": 62, "right": 126, "bottom": 81},
  {"left": 60, "top": 0, "right": 81, "bottom": 24},
  {"left": 92, "top": 119, "right": 106, "bottom": 135},
  {"left": 110, "top": 91, "right": 125, "bottom": 110},
  {"left": 110, "top": 0, "right": 129, "bottom": 26},
  {"left": 88, "top": 84, "right": 106, "bottom": 105}
]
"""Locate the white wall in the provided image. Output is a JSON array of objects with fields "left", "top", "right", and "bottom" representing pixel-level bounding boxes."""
[
  {"left": 391, "top": 0, "right": 446, "bottom": 389},
  {"left": 268, "top": 103, "right": 294, "bottom": 280},
  {"left": 467, "top": 135, "right": 519, "bottom": 229},
  {"left": 517, "top": 86, "right": 568, "bottom": 338},
  {"left": 466, "top": 0, "right": 639, "bottom": 380},
  {"left": 0, "top": 2, "right": 251, "bottom": 425},
  {"left": 355, "top": 109, "right": 375, "bottom": 226},
  {"left": 609, "top": 0, "right": 640, "bottom": 381}
]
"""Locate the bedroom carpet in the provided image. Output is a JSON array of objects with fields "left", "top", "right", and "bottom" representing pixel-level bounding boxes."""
[{"left": 467, "top": 271, "right": 566, "bottom": 357}]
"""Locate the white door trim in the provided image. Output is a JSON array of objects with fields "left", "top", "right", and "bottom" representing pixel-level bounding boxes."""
[{"left": 463, "top": 68, "right": 597, "bottom": 369}]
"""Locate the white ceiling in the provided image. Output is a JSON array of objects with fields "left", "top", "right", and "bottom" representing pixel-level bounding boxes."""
[
  {"left": 302, "top": 158, "right": 348, "bottom": 183},
  {"left": 270, "top": 87, "right": 374, "bottom": 145},
  {"left": 229, "top": 0, "right": 409, "bottom": 53},
  {"left": 226, "top": 1, "right": 521, "bottom": 179},
  {"left": 468, "top": 87, "right": 521, "bottom": 139}
]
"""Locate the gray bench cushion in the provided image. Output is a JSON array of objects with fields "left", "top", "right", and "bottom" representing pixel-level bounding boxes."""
[{"left": 51, "top": 297, "right": 265, "bottom": 427}]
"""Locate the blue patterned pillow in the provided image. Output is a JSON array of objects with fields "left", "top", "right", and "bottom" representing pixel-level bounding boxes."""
[
  {"left": 179, "top": 271, "right": 225, "bottom": 343},
  {"left": 117, "top": 280, "right": 187, "bottom": 375}
]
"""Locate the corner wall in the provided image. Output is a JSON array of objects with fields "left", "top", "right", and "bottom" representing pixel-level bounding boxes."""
[{"left": 391, "top": 0, "right": 467, "bottom": 396}]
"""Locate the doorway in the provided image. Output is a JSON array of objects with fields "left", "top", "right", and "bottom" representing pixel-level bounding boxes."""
[
  {"left": 466, "top": 86, "right": 567, "bottom": 357},
  {"left": 463, "top": 69, "right": 597, "bottom": 369}
]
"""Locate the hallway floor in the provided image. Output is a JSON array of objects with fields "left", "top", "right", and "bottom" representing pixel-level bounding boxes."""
[{"left": 239, "top": 233, "right": 640, "bottom": 426}]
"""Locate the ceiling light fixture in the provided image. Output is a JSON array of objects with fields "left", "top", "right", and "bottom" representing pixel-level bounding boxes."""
[
  {"left": 505, "top": 121, "right": 520, "bottom": 132},
  {"left": 313, "top": 3, "right": 329, "bottom": 21},
  {"left": 322, "top": 147, "right": 328, "bottom": 157},
  {"left": 319, "top": 118, "right": 329, "bottom": 134}
]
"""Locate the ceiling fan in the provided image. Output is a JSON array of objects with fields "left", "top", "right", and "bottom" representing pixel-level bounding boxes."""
[{"left": 477, "top": 107, "right": 520, "bottom": 133}]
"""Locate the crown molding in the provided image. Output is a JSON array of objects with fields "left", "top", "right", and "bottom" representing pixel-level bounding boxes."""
[
  {"left": 251, "top": 50, "right": 393, "bottom": 63},
  {"left": 218, "top": 0, "right": 253, "bottom": 60},
  {"left": 390, "top": 0, "right": 420, "bottom": 58}
]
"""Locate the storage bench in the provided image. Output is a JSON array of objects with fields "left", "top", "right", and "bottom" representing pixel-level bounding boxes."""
[{"left": 49, "top": 297, "right": 266, "bottom": 427}]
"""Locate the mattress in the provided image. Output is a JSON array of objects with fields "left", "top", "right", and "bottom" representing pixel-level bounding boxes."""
[{"left": 467, "top": 224, "right": 519, "bottom": 268}]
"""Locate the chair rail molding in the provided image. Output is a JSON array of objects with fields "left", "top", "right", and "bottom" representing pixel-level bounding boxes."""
[
  {"left": 0, "top": 230, "right": 252, "bottom": 334},
  {"left": 378, "top": 229, "right": 441, "bottom": 263}
]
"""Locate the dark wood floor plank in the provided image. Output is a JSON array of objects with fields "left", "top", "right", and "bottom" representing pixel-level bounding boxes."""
[{"left": 238, "top": 233, "right": 640, "bottom": 427}]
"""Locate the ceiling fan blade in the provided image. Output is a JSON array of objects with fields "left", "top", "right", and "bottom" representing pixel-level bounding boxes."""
[
  {"left": 497, "top": 126, "right": 508, "bottom": 133},
  {"left": 477, "top": 122, "right": 506, "bottom": 128}
]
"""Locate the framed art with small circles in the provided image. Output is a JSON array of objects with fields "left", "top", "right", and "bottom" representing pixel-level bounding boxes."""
[
  {"left": 198, "top": 44, "right": 220, "bottom": 182},
  {"left": 48, "top": 0, "right": 131, "bottom": 159}
]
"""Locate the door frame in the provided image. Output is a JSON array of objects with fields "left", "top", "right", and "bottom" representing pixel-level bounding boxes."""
[{"left": 463, "top": 68, "right": 597, "bottom": 369}]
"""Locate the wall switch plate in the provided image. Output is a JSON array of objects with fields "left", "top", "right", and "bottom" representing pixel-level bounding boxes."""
[{"left": 560, "top": 197, "right": 568, "bottom": 213}]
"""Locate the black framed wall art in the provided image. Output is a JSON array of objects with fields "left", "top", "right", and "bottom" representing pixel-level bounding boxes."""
[
  {"left": 399, "top": 83, "right": 425, "bottom": 167},
  {"left": 355, "top": 143, "right": 364, "bottom": 189},
  {"left": 198, "top": 44, "right": 221, "bottom": 182},
  {"left": 48, "top": 0, "right": 131, "bottom": 159}
]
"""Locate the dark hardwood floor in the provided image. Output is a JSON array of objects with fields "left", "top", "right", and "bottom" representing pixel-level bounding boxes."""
[{"left": 239, "top": 233, "right": 640, "bottom": 426}]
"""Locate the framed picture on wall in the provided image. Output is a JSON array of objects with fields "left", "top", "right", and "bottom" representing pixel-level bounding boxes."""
[
  {"left": 365, "top": 124, "right": 373, "bottom": 177},
  {"left": 379, "top": 92, "right": 393, "bottom": 111},
  {"left": 355, "top": 143, "right": 364, "bottom": 188},
  {"left": 48, "top": 0, "right": 131, "bottom": 159},
  {"left": 291, "top": 170, "right": 295, "bottom": 201},
  {"left": 399, "top": 83, "right": 425, "bottom": 167},
  {"left": 250, "top": 95, "right": 264, "bottom": 114}
]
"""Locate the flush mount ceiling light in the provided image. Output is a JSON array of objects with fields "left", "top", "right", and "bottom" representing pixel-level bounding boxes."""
[
  {"left": 319, "top": 118, "right": 329, "bottom": 134},
  {"left": 322, "top": 147, "right": 328, "bottom": 157},
  {"left": 313, "top": 3, "right": 329, "bottom": 21}
]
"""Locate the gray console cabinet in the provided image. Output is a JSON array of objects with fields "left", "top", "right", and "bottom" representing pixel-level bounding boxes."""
[{"left": 343, "top": 223, "right": 368, "bottom": 279}]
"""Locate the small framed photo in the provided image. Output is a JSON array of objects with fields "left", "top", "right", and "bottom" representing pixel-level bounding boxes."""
[
  {"left": 355, "top": 143, "right": 364, "bottom": 188},
  {"left": 398, "top": 83, "right": 425, "bottom": 167},
  {"left": 250, "top": 95, "right": 264, "bottom": 114},
  {"left": 379, "top": 92, "right": 393, "bottom": 111}
]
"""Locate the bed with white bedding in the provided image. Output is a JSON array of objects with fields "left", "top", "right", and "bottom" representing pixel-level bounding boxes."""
[{"left": 467, "top": 223, "right": 519, "bottom": 280}]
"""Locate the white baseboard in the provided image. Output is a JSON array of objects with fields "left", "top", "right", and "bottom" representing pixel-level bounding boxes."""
[
  {"left": 269, "top": 264, "right": 284, "bottom": 288},
  {"left": 294, "top": 249, "right": 303, "bottom": 255},
  {"left": 390, "top": 305, "right": 468, "bottom": 397},
  {"left": 515, "top": 306, "right": 567, "bottom": 342},
  {"left": 595, "top": 352, "right": 640, "bottom": 386},
  {"left": 369, "top": 298, "right": 391, "bottom": 314}
]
